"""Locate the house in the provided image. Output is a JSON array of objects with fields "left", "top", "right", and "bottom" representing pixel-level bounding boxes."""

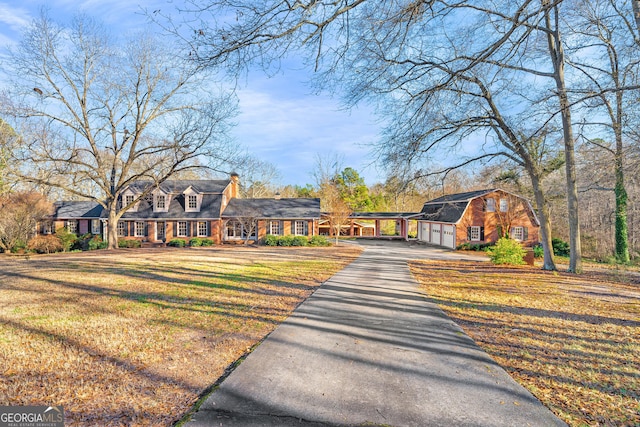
[
  {"left": 43, "top": 175, "right": 321, "bottom": 245},
  {"left": 416, "top": 189, "right": 540, "bottom": 249}
]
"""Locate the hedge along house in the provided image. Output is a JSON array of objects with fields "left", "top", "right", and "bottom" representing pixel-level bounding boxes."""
[
  {"left": 416, "top": 189, "right": 540, "bottom": 249},
  {"left": 221, "top": 196, "right": 321, "bottom": 243}
]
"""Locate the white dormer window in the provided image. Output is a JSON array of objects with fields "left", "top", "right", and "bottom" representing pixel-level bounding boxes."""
[
  {"left": 153, "top": 189, "right": 170, "bottom": 213},
  {"left": 156, "top": 194, "right": 166, "bottom": 210},
  {"left": 183, "top": 187, "right": 202, "bottom": 212},
  {"left": 188, "top": 195, "right": 197, "bottom": 210},
  {"left": 121, "top": 189, "right": 139, "bottom": 212}
]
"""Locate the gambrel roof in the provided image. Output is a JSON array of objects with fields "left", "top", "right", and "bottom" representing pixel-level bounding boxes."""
[{"left": 419, "top": 188, "right": 540, "bottom": 226}]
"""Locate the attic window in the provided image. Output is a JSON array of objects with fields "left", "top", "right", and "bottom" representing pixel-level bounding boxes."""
[
  {"left": 125, "top": 195, "right": 135, "bottom": 207},
  {"left": 485, "top": 198, "right": 495, "bottom": 212},
  {"left": 188, "top": 195, "right": 197, "bottom": 210},
  {"left": 156, "top": 195, "right": 166, "bottom": 210},
  {"left": 500, "top": 199, "right": 508, "bottom": 212}
]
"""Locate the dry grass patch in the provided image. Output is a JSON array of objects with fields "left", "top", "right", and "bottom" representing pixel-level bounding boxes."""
[
  {"left": 0, "top": 245, "right": 361, "bottom": 426},
  {"left": 409, "top": 260, "right": 640, "bottom": 427}
]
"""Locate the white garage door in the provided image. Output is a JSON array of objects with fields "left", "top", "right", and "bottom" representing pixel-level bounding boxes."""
[
  {"left": 420, "top": 222, "right": 430, "bottom": 242},
  {"left": 442, "top": 225, "right": 455, "bottom": 248},
  {"left": 431, "top": 224, "right": 441, "bottom": 245}
]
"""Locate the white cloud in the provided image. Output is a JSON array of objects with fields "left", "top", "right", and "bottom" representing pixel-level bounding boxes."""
[{"left": 0, "top": 3, "right": 31, "bottom": 31}]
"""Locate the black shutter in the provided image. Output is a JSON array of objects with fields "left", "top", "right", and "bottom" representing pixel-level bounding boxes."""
[
  {"left": 187, "top": 221, "right": 191, "bottom": 237},
  {"left": 467, "top": 226, "right": 471, "bottom": 240},
  {"left": 523, "top": 227, "right": 528, "bottom": 240},
  {"left": 144, "top": 222, "right": 148, "bottom": 237},
  {"left": 480, "top": 226, "right": 485, "bottom": 241}
]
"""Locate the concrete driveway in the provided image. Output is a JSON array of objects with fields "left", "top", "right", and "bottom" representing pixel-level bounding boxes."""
[{"left": 186, "top": 241, "right": 565, "bottom": 426}]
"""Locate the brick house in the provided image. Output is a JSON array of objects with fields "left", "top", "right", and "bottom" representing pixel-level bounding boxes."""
[
  {"left": 416, "top": 189, "right": 540, "bottom": 249},
  {"left": 43, "top": 175, "right": 321, "bottom": 245}
]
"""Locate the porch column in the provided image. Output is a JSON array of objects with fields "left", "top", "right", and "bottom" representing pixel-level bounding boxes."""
[{"left": 375, "top": 219, "right": 381, "bottom": 237}]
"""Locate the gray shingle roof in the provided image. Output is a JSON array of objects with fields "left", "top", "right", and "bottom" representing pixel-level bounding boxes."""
[
  {"left": 118, "top": 194, "right": 224, "bottom": 220},
  {"left": 424, "top": 189, "right": 496, "bottom": 204},
  {"left": 222, "top": 198, "right": 321, "bottom": 219},
  {"left": 52, "top": 201, "right": 103, "bottom": 219},
  {"left": 127, "top": 179, "right": 230, "bottom": 194},
  {"left": 419, "top": 201, "right": 469, "bottom": 223}
]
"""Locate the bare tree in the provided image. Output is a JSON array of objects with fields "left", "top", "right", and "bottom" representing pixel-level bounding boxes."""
[
  {"left": 0, "top": 12, "right": 237, "bottom": 249},
  {"left": 234, "top": 156, "right": 281, "bottom": 198},
  {"left": 321, "top": 182, "right": 352, "bottom": 245}
]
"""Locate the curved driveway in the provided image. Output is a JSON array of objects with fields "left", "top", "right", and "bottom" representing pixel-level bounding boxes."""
[{"left": 187, "top": 241, "right": 565, "bottom": 426}]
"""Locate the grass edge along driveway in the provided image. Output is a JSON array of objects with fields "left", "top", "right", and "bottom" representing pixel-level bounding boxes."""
[
  {"left": 0, "top": 245, "right": 362, "bottom": 427},
  {"left": 410, "top": 259, "right": 640, "bottom": 427}
]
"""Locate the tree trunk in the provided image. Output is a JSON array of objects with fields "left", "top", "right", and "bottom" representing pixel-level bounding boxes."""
[
  {"left": 614, "top": 153, "right": 630, "bottom": 262},
  {"left": 530, "top": 173, "right": 556, "bottom": 270},
  {"left": 107, "top": 205, "right": 119, "bottom": 250},
  {"left": 544, "top": 2, "right": 582, "bottom": 272}
]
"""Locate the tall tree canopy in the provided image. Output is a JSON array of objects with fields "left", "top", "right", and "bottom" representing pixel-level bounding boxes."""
[{"left": 0, "top": 12, "right": 237, "bottom": 249}]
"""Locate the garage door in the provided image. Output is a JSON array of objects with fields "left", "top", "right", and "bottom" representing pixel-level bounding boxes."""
[
  {"left": 420, "top": 222, "right": 430, "bottom": 242},
  {"left": 442, "top": 225, "right": 455, "bottom": 248},
  {"left": 431, "top": 224, "right": 441, "bottom": 245}
]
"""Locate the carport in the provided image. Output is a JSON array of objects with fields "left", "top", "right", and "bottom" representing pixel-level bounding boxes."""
[{"left": 342, "top": 212, "right": 421, "bottom": 240}]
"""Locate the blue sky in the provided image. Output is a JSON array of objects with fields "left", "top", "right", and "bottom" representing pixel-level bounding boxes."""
[{"left": 0, "top": 0, "right": 385, "bottom": 187}]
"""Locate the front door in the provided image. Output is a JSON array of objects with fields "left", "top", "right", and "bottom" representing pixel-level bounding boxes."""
[{"left": 156, "top": 221, "right": 166, "bottom": 241}]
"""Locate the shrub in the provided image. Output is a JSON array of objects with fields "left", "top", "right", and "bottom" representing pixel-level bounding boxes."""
[
  {"left": 27, "top": 235, "right": 64, "bottom": 254},
  {"left": 88, "top": 236, "right": 107, "bottom": 250},
  {"left": 291, "top": 235, "right": 309, "bottom": 246},
  {"left": 167, "top": 239, "right": 186, "bottom": 247},
  {"left": 486, "top": 237, "right": 526, "bottom": 265},
  {"left": 118, "top": 239, "right": 141, "bottom": 248},
  {"left": 10, "top": 240, "right": 27, "bottom": 254},
  {"left": 309, "top": 235, "right": 331, "bottom": 247},
  {"left": 200, "top": 238, "right": 214, "bottom": 247},
  {"left": 263, "top": 234, "right": 279, "bottom": 246},
  {"left": 533, "top": 244, "right": 544, "bottom": 258},
  {"left": 189, "top": 237, "right": 204, "bottom": 247},
  {"left": 277, "top": 235, "right": 294, "bottom": 247},
  {"left": 55, "top": 227, "right": 77, "bottom": 252},
  {"left": 552, "top": 238, "right": 570, "bottom": 257}
]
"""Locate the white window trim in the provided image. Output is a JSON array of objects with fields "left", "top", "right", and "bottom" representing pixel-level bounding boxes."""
[
  {"left": 91, "top": 219, "right": 101, "bottom": 235},
  {"left": 155, "top": 194, "right": 166, "bottom": 210},
  {"left": 470, "top": 226, "right": 481, "bottom": 241},
  {"left": 197, "top": 221, "right": 208, "bottom": 237},
  {"left": 499, "top": 199, "right": 508, "bottom": 212},
  {"left": 269, "top": 220, "right": 281, "bottom": 235},
  {"left": 486, "top": 198, "right": 495, "bottom": 212},
  {"left": 117, "top": 222, "right": 126, "bottom": 237},
  {"left": 512, "top": 226, "right": 524, "bottom": 241},
  {"left": 66, "top": 220, "right": 78, "bottom": 234},
  {"left": 294, "top": 220, "right": 307, "bottom": 236},
  {"left": 183, "top": 188, "right": 202, "bottom": 213},
  {"left": 135, "top": 221, "right": 146, "bottom": 237},
  {"left": 177, "top": 221, "right": 188, "bottom": 237}
]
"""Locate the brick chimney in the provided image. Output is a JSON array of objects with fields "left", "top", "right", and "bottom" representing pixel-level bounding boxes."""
[{"left": 230, "top": 173, "right": 239, "bottom": 199}]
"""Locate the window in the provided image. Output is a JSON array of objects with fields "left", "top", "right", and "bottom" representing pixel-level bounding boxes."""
[
  {"left": 125, "top": 194, "right": 135, "bottom": 207},
  {"left": 66, "top": 220, "right": 78, "bottom": 234},
  {"left": 499, "top": 199, "right": 508, "bottom": 212},
  {"left": 197, "top": 221, "right": 208, "bottom": 237},
  {"left": 156, "top": 195, "right": 166, "bottom": 210},
  {"left": 177, "top": 221, "right": 188, "bottom": 237},
  {"left": 470, "top": 226, "right": 481, "bottom": 241},
  {"left": 91, "top": 219, "right": 101, "bottom": 235},
  {"left": 485, "top": 198, "right": 495, "bottom": 212},
  {"left": 294, "top": 220, "right": 307, "bottom": 236},
  {"left": 117, "top": 221, "right": 126, "bottom": 237},
  {"left": 135, "top": 221, "right": 146, "bottom": 237},
  {"left": 269, "top": 220, "right": 281, "bottom": 235},
  {"left": 227, "top": 221, "right": 242, "bottom": 239},
  {"left": 42, "top": 222, "right": 53, "bottom": 234},
  {"left": 242, "top": 222, "right": 256, "bottom": 239},
  {"left": 188, "top": 195, "right": 198, "bottom": 210},
  {"left": 512, "top": 226, "right": 524, "bottom": 241}
]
